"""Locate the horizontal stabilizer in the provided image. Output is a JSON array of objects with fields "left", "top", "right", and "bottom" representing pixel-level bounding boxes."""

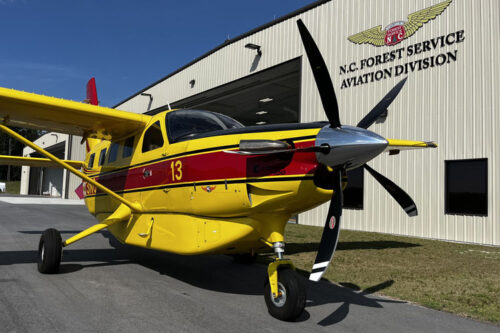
[{"left": 0, "top": 155, "right": 84, "bottom": 168}]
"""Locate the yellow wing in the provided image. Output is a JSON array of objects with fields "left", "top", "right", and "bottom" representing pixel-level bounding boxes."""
[
  {"left": 404, "top": 0, "right": 453, "bottom": 38},
  {"left": 385, "top": 139, "right": 437, "bottom": 154},
  {"left": 0, "top": 87, "right": 152, "bottom": 140},
  {"left": 348, "top": 25, "right": 386, "bottom": 46},
  {"left": 0, "top": 155, "right": 84, "bottom": 168}
]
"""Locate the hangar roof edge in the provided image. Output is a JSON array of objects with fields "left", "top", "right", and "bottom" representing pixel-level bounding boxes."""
[{"left": 113, "top": 0, "right": 331, "bottom": 109}]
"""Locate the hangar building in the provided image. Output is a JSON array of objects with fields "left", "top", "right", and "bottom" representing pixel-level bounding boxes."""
[{"left": 22, "top": 0, "right": 500, "bottom": 246}]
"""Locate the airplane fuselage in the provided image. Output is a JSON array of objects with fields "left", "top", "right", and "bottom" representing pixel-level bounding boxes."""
[{"left": 82, "top": 111, "right": 334, "bottom": 255}]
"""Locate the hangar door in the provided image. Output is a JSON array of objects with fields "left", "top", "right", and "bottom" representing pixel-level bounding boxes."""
[
  {"left": 170, "top": 58, "right": 301, "bottom": 126},
  {"left": 28, "top": 143, "right": 65, "bottom": 197}
]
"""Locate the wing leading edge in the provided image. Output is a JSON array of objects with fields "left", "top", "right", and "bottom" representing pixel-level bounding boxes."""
[{"left": 0, "top": 87, "right": 152, "bottom": 140}]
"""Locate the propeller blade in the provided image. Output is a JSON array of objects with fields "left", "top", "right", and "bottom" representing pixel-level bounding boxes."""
[
  {"left": 297, "top": 19, "right": 341, "bottom": 128},
  {"left": 356, "top": 77, "right": 408, "bottom": 129},
  {"left": 364, "top": 164, "right": 417, "bottom": 216},
  {"left": 310, "top": 170, "right": 343, "bottom": 281}
]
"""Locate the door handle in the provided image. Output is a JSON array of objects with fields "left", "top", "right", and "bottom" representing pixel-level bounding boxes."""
[{"left": 143, "top": 169, "right": 152, "bottom": 178}]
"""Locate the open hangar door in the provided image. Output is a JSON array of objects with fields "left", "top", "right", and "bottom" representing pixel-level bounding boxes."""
[
  {"left": 169, "top": 59, "right": 301, "bottom": 126},
  {"left": 28, "top": 142, "right": 65, "bottom": 197}
]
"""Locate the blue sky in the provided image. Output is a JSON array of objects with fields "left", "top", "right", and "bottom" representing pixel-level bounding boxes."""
[{"left": 0, "top": 0, "right": 316, "bottom": 107}]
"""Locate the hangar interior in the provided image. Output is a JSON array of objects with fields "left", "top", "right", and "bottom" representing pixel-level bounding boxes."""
[{"left": 166, "top": 59, "right": 302, "bottom": 126}]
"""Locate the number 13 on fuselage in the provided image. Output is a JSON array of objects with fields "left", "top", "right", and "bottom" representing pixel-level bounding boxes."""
[{"left": 170, "top": 160, "right": 183, "bottom": 182}]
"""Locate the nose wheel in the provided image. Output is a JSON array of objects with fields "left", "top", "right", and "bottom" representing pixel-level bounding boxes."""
[
  {"left": 264, "top": 267, "right": 306, "bottom": 321},
  {"left": 264, "top": 242, "right": 306, "bottom": 321}
]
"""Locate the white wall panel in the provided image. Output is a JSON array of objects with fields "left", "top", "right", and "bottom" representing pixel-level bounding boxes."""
[
  {"left": 116, "top": 0, "right": 499, "bottom": 245},
  {"left": 66, "top": 135, "right": 86, "bottom": 200}
]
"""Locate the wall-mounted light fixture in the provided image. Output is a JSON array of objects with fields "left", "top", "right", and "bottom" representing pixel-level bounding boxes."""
[
  {"left": 140, "top": 93, "right": 153, "bottom": 111},
  {"left": 245, "top": 43, "right": 262, "bottom": 56}
]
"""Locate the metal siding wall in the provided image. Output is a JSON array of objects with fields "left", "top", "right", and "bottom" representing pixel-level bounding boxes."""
[
  {"left": 66, "top": 135, "right": 86, "bottom": 200},
  {"left": 116, "top": 0, "right": 499, "bottom": 245},
  {"left": 300, "top": 0, "right": 500, "bottom": 246}
]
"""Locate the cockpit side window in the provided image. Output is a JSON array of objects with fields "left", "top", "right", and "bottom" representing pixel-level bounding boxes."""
[
  {"left": 87, "top": 153, "right": 95, "bottom": 168},
  {"left": 122, "top": 136, "right": 134, "bottom": 158},
  {"left": 98, "top": 148, "right": 107, "bottom": 166},
  {"left": 166, "top": 110, "right": 243, "bottom": 142},
  {"left": 108, "top": 142, "right": 119, "bottom": 163},
  {"left": 142, "top": 121, "right": 164, "bottom": 153}
]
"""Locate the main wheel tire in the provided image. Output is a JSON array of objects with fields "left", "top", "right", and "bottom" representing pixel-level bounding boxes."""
[
  {"left": 37, "top": 228, "right": 62, "bottom": 274},
  {"left": 264, "top": 268, "right": 306, "bottom": 321}
]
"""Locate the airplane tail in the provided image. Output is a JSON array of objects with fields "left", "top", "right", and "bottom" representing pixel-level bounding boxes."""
[
  {"left": 86, "top": 77, "right": 99, "bottom": 106},
  {"left": 84, "top": 78, "right": 101, "bottom": 152}
]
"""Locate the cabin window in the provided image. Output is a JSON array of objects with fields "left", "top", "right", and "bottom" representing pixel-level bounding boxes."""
[
  {"left": 445, "top": 158, "right": 487, "bottom": 216},
  {"left": 142, "top": 121, "right": 164, "bottom": 153},
  {"left": 108, "top": 142, "right": 119, "bottom": 163},
  {"left": 166, "top": 109, "right": 243, "bottom": 142},
  {"left": 123, "top": 136, "right": 134, "bottom": 158},
  {"left": 344, "top": 167, "right": 364, "bottom": 209},
  {"left": 98, "top": 148, "right": 107, "bottom": 166},
  {"left": 87, "top": 153, "right": 95, "bottom": 168}
]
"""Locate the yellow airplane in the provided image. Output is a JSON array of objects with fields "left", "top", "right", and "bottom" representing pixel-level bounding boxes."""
[{"left": 0, "top": 20, "right": 436, "bottom": 321}]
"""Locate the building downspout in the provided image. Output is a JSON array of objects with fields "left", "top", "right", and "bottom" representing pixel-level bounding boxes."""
[{"left": 64, "top": 135, "right": 73, "bottom": 199}]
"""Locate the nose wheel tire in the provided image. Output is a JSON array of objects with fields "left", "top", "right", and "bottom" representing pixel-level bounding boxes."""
[
  {"left": 37, "top": 228, "right": 62, "bottom": 274},
  {"left": 231, "top": 253, "right": 257, "bottom": 264},
  {"left": 264, "top": 268, "right": 306, "bottom": 321}
]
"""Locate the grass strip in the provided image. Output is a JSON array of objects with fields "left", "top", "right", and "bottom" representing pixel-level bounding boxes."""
[
  {"left": 4, "top": 181, "right": 20, "bottom": 194},
  {"left": 258, "top": 224, "right": 500, "bottom": 324}
]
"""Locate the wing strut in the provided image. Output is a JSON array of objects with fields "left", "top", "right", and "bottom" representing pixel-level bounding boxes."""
[
  {"left": 62, "top": 203, "right": 131, "bottom": 247},
  {"left": 0, "top": 124, "right": 143, "bottom": 213}
]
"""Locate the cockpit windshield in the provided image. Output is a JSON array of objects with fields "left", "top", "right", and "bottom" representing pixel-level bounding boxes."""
[{"left": 165, "top": 109, "right": 244, "bottom": 142}]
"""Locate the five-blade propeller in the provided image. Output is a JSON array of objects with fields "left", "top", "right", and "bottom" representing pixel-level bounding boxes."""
[{"left": 296, "top": 19, "right": 417, "bottom": 281}]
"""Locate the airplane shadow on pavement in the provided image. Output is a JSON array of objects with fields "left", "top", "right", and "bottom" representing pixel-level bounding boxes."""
[{"left": 3, "top": 230, "right": 405, "bottom": 326}]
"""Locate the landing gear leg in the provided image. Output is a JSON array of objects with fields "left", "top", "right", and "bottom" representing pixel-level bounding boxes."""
[{"left": 264, "top": 242, "right": 306, "bottom": 321}]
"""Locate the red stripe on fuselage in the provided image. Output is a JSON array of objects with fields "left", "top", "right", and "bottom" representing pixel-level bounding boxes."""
[{"left": 91, "top": 140, "right": 318, "bottom": 193}]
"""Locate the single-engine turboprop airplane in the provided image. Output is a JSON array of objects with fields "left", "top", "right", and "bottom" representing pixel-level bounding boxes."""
[{"left": 0, "top": 20, "right": 436, "bottom": 321}]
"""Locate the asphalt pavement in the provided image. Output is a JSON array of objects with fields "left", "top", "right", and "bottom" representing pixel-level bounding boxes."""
[{"left": 0, "top": 199, "right": 498, "bottom": 332}]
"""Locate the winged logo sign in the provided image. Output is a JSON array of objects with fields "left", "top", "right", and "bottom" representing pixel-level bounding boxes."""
[{"left": 348, "top": 0, "right": 453, "bottom": 47}]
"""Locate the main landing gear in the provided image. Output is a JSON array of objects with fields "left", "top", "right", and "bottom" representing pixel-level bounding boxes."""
[
  {"left": 264, "top": 241, "right": 306, "bottom": 321},
  {"left": 37, "top": 228, "right": 62, "bottom": 274}
]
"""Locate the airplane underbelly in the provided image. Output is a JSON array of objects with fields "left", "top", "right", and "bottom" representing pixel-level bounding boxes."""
[{"left": 107, "top": 213, "right": 260, "bottom": 255}]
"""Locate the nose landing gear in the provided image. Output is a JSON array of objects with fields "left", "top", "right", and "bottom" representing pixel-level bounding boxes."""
[{"left": 264, "top": 241, "right": 306, "bottom": 321}]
